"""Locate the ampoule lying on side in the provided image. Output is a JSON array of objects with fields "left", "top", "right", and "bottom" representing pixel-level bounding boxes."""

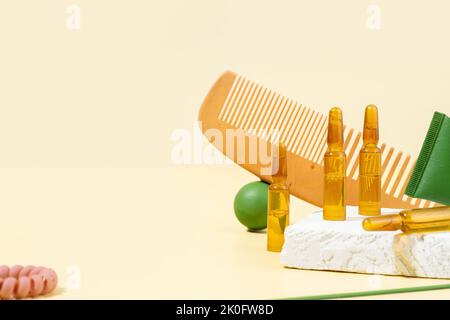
[{"left": 363, "top": 206, "right": 450, "bottom": 234}]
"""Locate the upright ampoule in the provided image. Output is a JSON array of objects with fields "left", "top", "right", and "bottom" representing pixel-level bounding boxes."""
[
  {"left": 362, "top": 206, "right": 450, "bottom": 234},
  {"left": 267, "top": 142, "right": 290, "bottom": 252},
  {"left": 323, "top": 107, "right": 347, "bottom": 221},
  {"left": 359, "top": 105, "right": 382, "bottom": 216}
]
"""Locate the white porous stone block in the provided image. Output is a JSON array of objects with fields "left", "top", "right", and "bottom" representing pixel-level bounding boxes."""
[{"left": 280, "top": 207, "right": 450, "bottom": 279}]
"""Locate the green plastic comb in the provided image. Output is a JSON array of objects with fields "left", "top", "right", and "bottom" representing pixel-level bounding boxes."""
[{"left": 406, "top": 112, "right": 450, "bottom": 205}]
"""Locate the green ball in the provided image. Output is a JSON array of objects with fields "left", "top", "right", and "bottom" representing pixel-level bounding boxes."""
[{"left": 233, "top": 181, "right": 268, "bottom": 230}]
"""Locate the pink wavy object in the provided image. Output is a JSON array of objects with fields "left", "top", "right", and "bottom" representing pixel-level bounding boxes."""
[{"left": 0, "top": 265, "right": 57, "bottom": 299}]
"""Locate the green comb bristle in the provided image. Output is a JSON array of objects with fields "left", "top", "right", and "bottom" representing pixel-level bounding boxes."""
[{"left": 406, "top": 112, "right": 445, "bottom": 197}]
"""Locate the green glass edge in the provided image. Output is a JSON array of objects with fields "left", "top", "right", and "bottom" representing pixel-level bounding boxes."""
[{"left": 280, "top": 283, "right": 450, "bottom": 300}]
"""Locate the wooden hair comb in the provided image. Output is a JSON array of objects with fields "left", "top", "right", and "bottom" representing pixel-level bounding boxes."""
[{"left": 198, "top": 71, "right": 437, "bottom": 209}]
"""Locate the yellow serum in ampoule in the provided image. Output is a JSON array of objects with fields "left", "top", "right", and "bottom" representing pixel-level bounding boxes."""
[
  {"left": 267, "top": 142, "right": 290, "bottom": 252},
  {"left": 359, "top": 105, "right": 381, "bottom": 216},
  {"left": 363, "top": 206, "right": 450, "bottom": 234},
  {"left": 323, "top": 107, "right": 347, "bottom": 221}
]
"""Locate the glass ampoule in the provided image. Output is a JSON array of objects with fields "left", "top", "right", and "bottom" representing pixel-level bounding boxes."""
[
  {"left": 359, "top": 105, "right": 382, "bottom": 216},
  {"left": 323, "top": 107, "right": 347, "bottom": 221},
  {"left": 363, "top": 206, "right": 450, "bottom": 234},
  {"left": 267, "top": 142, "right": 290, "bottom": 252}
]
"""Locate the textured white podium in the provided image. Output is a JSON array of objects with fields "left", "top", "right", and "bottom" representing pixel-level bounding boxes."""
[{"left": 281, "top": 207, "right": 450, "bottom": 279}]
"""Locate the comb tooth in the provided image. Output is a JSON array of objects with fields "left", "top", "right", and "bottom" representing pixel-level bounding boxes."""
[
  {"left": 338, "top": 126, "right": 352, "bottom": 168},
  {"left": 402, "top": 193, "right": 409, "bottom": 202},
  {"left": 269, "top": 97, "right": 290, "bottom": 143},
  {"left": 381, "top": 147, "right": 394, "bottom": 176},
  {"left": 303, "top": 113, "right": 323, "bottom": 160},
  {"left": 242, "top": 86, "right": 267, "bottom": 131},
  {"left": 300, "top": 112, "right": 320, "bottom": 157},
  {"left": 230, "top": 81, "right": 255, "bottom": 127},
  {"left": 234, "top": 80, "right": 255, "bottom": 127},
  {"left": 272, "top": 99, "right": 292, "bottom": 143},
  {"left": 250, "top": 91, "right": 275, "bottom": 137},
  {"left": 262, "top": 95, "right": 285, "bottom": 141},
  {"left": 284, "top": 102, "right": 300, "bottom": 151},
  {"left": 311, "top": 116, "right": 328, "bottom": 163},
  {"left": 343, "top": 128, "right": 354, "bottom": 152},
  {"left": 314, "top": 133, "right": 329, "bottom": 164},
  {"left": 222, "top": 76, "right": 246, "bottom": 124},
  {"left": 223, "top": 78, "right": 248, "bottom": 124},
  {"left": 294, "top": 108, "right": 317, "bottom": 155},
  {"left": 236, "top": 83, "right": 261, "bottom": 129},
  {"left": 348, "top": 132, "right": 364, "bottom": 179},
  {"left": 409, "top": 197, "right": 418, "bottom": 205},
  {"left": 425, "top": 201, "right": 435, "bottom": 208},
  {"left": 287, "top": 105, "right": 306, "bottom": 151},
  {"left": 261, "top": 93, "right": 281, "bottom": 139},
  {"left": 385, "top": 153, "right": 406, "bottom": 195},
  {"left": 399, "top": 159, "right": 416, "bottom": 200},
  {"left": 235, "top": 81, "right": 258, "bottom": 128},
  {"left": 418, "top": 199, "right": 427, "bottom": 208},
  {"left": 382, "top": 151, "right": 403, "bottom": 193},
  {"left": 218, "top": 75, "right": 240, "bottom": 120},
  {"left": 259, "top": 94, "right": 281, "bottom": 140},
  {"left": 227, "top": 80, "right": 252, "bottom": 126},
  {"left": 278, "top": 100, "right": 295, "bottom": 144},
  {"left": 313, "top": 116, "right": 329, "bottom": 164},
  {"left": 301, "top": 111, "right": 321, "bottom": 156},
  {"left": 280, "top": 100, "right": 296, "bottom": 145},
  {"left": 346, "top": 133, "right": 361, "bottom": 176},
  {"left": 391, "top": 155, "right": 411, "bottom": 197},
  {"left": 305, "top": 113, "right": 325, "bottom": 161},
  {"left": 305, "top": 114, "right": 326, "bottom": 160},
  {"left": 219, "top": 76, "right": 242, "bottom": 121},
  {"left": 250, "top": 90, "right": 275, "bottom": 135},
  {"left": 381, "top": 148, "right": 394, "bottom": 183},
  {"left": 292, "top": 108, "right": 312, "bottom": 155},
  {"left": 344, "top": 129, "right": 356, "bottom": 174}
]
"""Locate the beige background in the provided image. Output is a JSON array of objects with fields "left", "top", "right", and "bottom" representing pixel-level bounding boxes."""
[{"left": 0, "top": 1, "right": 449, "bottom": 299}]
